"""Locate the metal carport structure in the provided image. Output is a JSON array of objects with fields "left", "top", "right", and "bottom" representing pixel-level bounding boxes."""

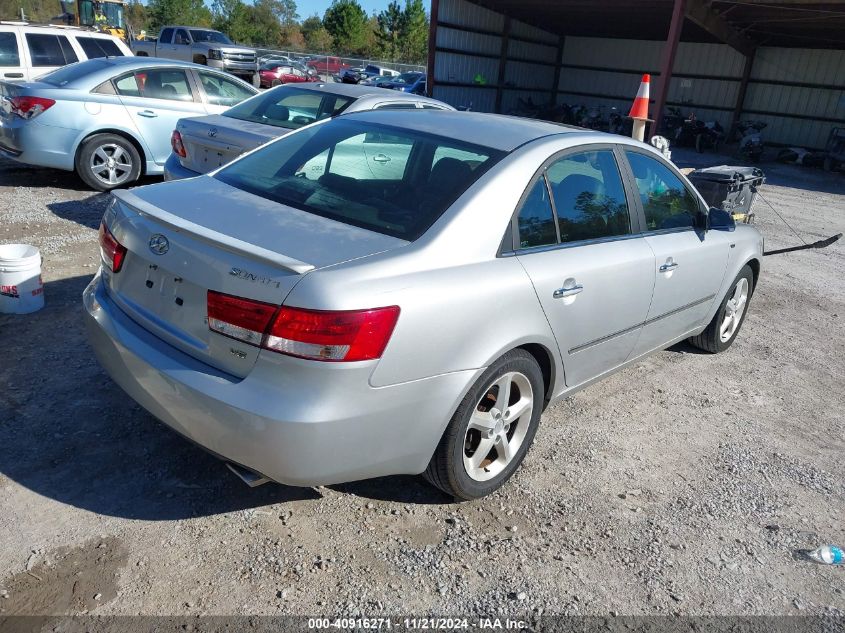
[{"left": 427, "top": 0, "right": 845, "bottom": 149}]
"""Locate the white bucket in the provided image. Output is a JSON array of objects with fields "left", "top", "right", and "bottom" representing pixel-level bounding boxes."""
[{"left": 0, "top": 244, "right": 44, "bottom": 314}]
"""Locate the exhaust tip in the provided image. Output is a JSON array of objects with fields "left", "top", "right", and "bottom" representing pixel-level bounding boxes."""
[{"left": 226, "top": 462, "right": 270, "bottom": 488}]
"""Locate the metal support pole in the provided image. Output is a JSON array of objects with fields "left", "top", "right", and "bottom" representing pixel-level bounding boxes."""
[
  {"left": 494, "top": 17, "right": 511, "bottom": 113},
  {"left": 550, "top": 35, "right": 565, "bottom": 105},
  {"left": 651, "top": 0, "right": 687, "bottom": 137},
  {"left": 426, "top": 0, "right": 440, "bottom": 98},
  {"left": 730, "top": 48, "right": 756, "bottom": 139}
]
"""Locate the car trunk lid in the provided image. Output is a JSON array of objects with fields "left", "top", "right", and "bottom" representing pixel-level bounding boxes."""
[
  {"left": 103, "top": 177, "right": 407, "bottom": 377},
  {"left": 176, "top": 114, "right": 280, "bottom": 175}
]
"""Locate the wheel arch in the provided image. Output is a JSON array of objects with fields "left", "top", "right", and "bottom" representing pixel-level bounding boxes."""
[
  {"left": 515, "top": 342, "right": 556, "bottom": 409},
  {"left": 746, "top": 256, "right": 760, "bottom": 293},
  {"left": 74, "top": 129, "right": 148, "bottom": 177}
]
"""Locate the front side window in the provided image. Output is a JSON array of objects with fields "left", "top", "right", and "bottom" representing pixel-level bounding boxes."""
[
  {"left": 76, "top": 36, "right": 124, "bottom": 58},
  {"left": 223, "top": 87, "right": 354, "bottom": 130},
  {"left": 198, "top": 70, "right": 255, "bottom": 106},
  {"left": 625, "top": 151, "right": 700, "bottom": 231},
  {"left": 114, "top": 69, "right": 193, "bottom": 101},
  {"left": 25, "top": 33, "right": 78, "bottom": 67},
  {"left": 546, "top": 150, "right": 631, "bottom": 243},
  {"left": 0, "top": 32, "right": 20, "bottom": 67},
  {"left": 516, "top": 178, "right": 557, "bottom": 249},
  {"left": 215, "top": 119, "right": 503, "bottom": 240}
]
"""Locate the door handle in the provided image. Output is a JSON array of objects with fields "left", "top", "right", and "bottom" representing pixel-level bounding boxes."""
[
  {"left": 659, "top": 261, "right": 679, "bottom": 272},
  {"left": 137, "top": 110, "right": 158, "bottom": 118},
  {"left": 3, "top": 73, "right": 24, "bottom": 78},
  {"left": 553, "top": 284, "right": 583, "bottom": 299},
  {"left": 372, "top": 153, "right": 391, "bottom": 164}
]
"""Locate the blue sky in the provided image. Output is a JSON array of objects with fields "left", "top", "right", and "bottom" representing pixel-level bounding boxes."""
[{"left": 301, "top": 0, "right": 431, "bottom": 18}]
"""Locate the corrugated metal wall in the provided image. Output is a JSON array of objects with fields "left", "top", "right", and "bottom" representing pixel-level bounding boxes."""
[{"left": 432, "top": 0, "right": 845, "bottom": 149}]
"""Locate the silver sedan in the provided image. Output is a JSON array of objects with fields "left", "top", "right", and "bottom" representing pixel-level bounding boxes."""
[
  {"left": 0, "top": 57, "right": 257, "bottom": 190},
  {"left": 83, "top": 110, "right": 763, "bottom": 500},
  {"left": 164, "top": 82, "right": 453, "bottom": 181}
]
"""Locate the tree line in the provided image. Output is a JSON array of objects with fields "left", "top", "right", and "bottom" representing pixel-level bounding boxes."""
[
  {"left": 1, "top": 0, "right": 429, "bottom": 63},
  {"left": 139, "top": 0, "right": 429, "bottom": 63}
]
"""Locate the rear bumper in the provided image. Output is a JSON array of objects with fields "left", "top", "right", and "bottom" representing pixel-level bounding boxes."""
[
  {"left": 0, "top": 117, "right": 77, "bottom": 171},
  {"left": 83, "top": 273, "right": 476, "bottom": 487},
  {"left": 163, "top": 152, "right": 201, "bottom": 181}
]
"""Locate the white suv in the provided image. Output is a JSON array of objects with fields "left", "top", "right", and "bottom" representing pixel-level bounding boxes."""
[{"left": 0, "top": 22, "right": 132, "bottom": 82}]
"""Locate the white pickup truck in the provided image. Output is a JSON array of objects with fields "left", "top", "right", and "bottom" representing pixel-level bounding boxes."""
[{"left": 132, "top": 26, "right": 259, "bottom": 87}]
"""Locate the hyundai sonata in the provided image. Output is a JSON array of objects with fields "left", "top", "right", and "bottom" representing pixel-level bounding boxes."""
[{"left": 84, "top": 110, "right": 762, "bottom": 499}]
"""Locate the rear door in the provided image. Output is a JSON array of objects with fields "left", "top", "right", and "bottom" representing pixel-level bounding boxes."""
[
  {"left": 622, "top": 149, "right": 732, "bottom": 357},
  {"left": 23, "top": 32, "right": 78, "bottom": 79},
  {"left": 171, "top": 28, "right": 193, "bottom": 62},
  {"left": 0, "top": 28, "right": 25, "bottom": 81},
  {"left": 114, "top": 68, "right": 206, "bottom": 165},
  {"left": 514, "top": 146, "right": 655, "bottom": 388}
]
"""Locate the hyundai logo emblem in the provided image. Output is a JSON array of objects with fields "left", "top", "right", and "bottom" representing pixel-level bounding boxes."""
[
  {"left": 149, "top": 234, "right": 170, "bottom": 255},
  {"left": 208, "top": 128, "right": 218, "bottom": 138}
]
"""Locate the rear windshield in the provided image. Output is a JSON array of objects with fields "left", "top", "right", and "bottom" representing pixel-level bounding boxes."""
[
  {"left": 223, "top": 86, "right": 354, "bottom": 130},
  {"left": 215, "top": 118, "right": 504, "bottom": 240},
  {"left": 40, "top": 58, "right": 110, "bottom": 86}
]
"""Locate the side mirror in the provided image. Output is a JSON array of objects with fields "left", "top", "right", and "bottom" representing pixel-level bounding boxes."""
[{"left": 708, "top": 207, "right": 735, "bottom": 232}]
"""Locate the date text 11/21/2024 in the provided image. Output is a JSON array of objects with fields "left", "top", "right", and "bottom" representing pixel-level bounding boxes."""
[{"left": 307, "top": 617, "right": 528, "bottom": 630}]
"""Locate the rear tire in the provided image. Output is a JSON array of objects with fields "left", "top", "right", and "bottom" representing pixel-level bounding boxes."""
[
  {"left": 689, "top": 265, "right": 754, "bottom": 353},
  {"left": 75, "top": 133, "right": 142, "bottom": 192},
  {"left": 423, "top": 349, "right": 543, "bottom": 500}
]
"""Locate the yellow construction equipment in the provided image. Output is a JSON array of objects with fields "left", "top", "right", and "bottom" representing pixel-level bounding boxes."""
[{"left": 55, "top": 0, "right": 129, "bottom": 42}]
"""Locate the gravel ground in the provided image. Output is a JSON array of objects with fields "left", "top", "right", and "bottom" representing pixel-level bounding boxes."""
[{"left": 0, "top": 149, "right": 843, "bottom": 619}]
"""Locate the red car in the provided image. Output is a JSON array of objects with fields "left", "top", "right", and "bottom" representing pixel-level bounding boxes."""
[
  {"left": 306, "top": 56, "right": 350, "bottom": 75},
  {"left": 259, "top": 63, "right": 320, "bottom": 88}
]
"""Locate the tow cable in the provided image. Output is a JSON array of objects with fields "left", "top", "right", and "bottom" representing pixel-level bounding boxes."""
[{"left": 755, "top": 190, "right": 842, "bottom": 256}]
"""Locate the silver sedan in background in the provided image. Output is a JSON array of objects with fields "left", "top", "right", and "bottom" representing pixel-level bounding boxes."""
[
  {"left": 164, "top": 82, "right": 453, "bottom": 180},
  {"left": 84, "top": 111, "right": 763, "bottom": 500},
  {"left": 0, "top": 57, "right": 257, "bottom": 190}
]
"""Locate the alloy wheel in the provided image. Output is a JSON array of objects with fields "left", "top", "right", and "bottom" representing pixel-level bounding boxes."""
[
  {"left": 720, "top": 277, "right": 749, "bottom": 342},
  {"left": 463, "top": 371, "right": 533, "bottom": 481},
  {"left": 89, "top": 143, "right": 133, "bottom": 187}
]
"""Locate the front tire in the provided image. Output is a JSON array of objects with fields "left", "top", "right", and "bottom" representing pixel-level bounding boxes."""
[
  {"left": 424, "top": 349, "right": 544, "bottom": 500},
  {"left": 75, "top": 133, "right": 141, "bottom": 191},
  {"left": 689, "top": 265, "right": 754, "bottom": 353}
]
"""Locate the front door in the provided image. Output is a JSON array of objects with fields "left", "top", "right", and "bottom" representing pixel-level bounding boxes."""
[
  {"left": 171, "top": 29, "right": 193, "bottom": 62},
  {"left": 622, "top": 150, "right": 732, "bottom": 356},
  {"left": 515, "top": 148, "right": 655, "bottom": 389},
  {"left": 114, "top": 68, "right": 206, "bottom": 165}
]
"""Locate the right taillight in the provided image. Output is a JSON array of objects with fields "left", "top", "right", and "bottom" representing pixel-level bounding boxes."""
[
  {"left": 9, "top": 96, "right": 55, "bottom": 120},
  {"left": 98, "top": 221, "right": 127, "bottom": 273},
  {"left": 207, "top": 290, "right": 399, "bottom": 362},
  {"left": 171, "top": 130, "right": 187, "bottom": 158}
]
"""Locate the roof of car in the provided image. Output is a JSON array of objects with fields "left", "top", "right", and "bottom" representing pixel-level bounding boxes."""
[
  {"left": 343, "top": 110, "right": 580, "bottom": 152},
  {"left": 0, "top": 22, "right": 121, "bottom": 37},
  {"left": 287, "top": 82, "right": 427, "bottom": 100}
]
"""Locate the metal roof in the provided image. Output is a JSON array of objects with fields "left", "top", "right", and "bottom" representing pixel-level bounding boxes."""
[{"left": 469, "top": 0, "right": 845, "bottom": 49}]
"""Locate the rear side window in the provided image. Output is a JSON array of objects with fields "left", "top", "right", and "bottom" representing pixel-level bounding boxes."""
[
  {"left": 197, "top": 70, "right": 255, "bottom": 107},
  {"left": 159, "top": 28, "right": 173, "bottom": 44},
  {"left": 75, "top": 36, "right": 124, "bottom": 58},
  {"left": 26, "top": 33, "right": 78, "bottom": 67},
  {"left": 625, "top": 151, "right": 700, "bottom": 231},
  {"left": 215, "top": 119, "right": 504, "bottom": 240},
  {"left": 115, "top": 69, "right": 194, "bottom": 101},
  {"left": 0, "top": 32, "right": 20, "bottom": 67},
  {"left": 224, "top": 87, "right": 354, "bottom": 130},
  {"left": 546, "top": 150, "right": 631, "bottom": 243},
  {"left": 517, "top": 178, "right": 557, "bottom": 249}
]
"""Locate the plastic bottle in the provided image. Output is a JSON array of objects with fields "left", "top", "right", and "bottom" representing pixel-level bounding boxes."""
[{"left": 808, "top": 545, "right": 844, "bottom": 565}]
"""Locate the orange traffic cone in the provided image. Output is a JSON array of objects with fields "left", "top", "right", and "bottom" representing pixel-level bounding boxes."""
[{"left": 628, "top": 74, "right": 652, "bottom": 142}]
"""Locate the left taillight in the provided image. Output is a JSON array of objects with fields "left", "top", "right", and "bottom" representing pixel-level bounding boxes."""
[
  {"left": 9, "top": 96, "right": 56, "bottom": 120},
  {"left": 207, "top": 290, "right": 400, "bottom": 362},
  {"left": 171, "top": 130, "right": 187, "bottom": 158},
  {"left": 98, "top": 221, "right": 127, "bottom": 273}
]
